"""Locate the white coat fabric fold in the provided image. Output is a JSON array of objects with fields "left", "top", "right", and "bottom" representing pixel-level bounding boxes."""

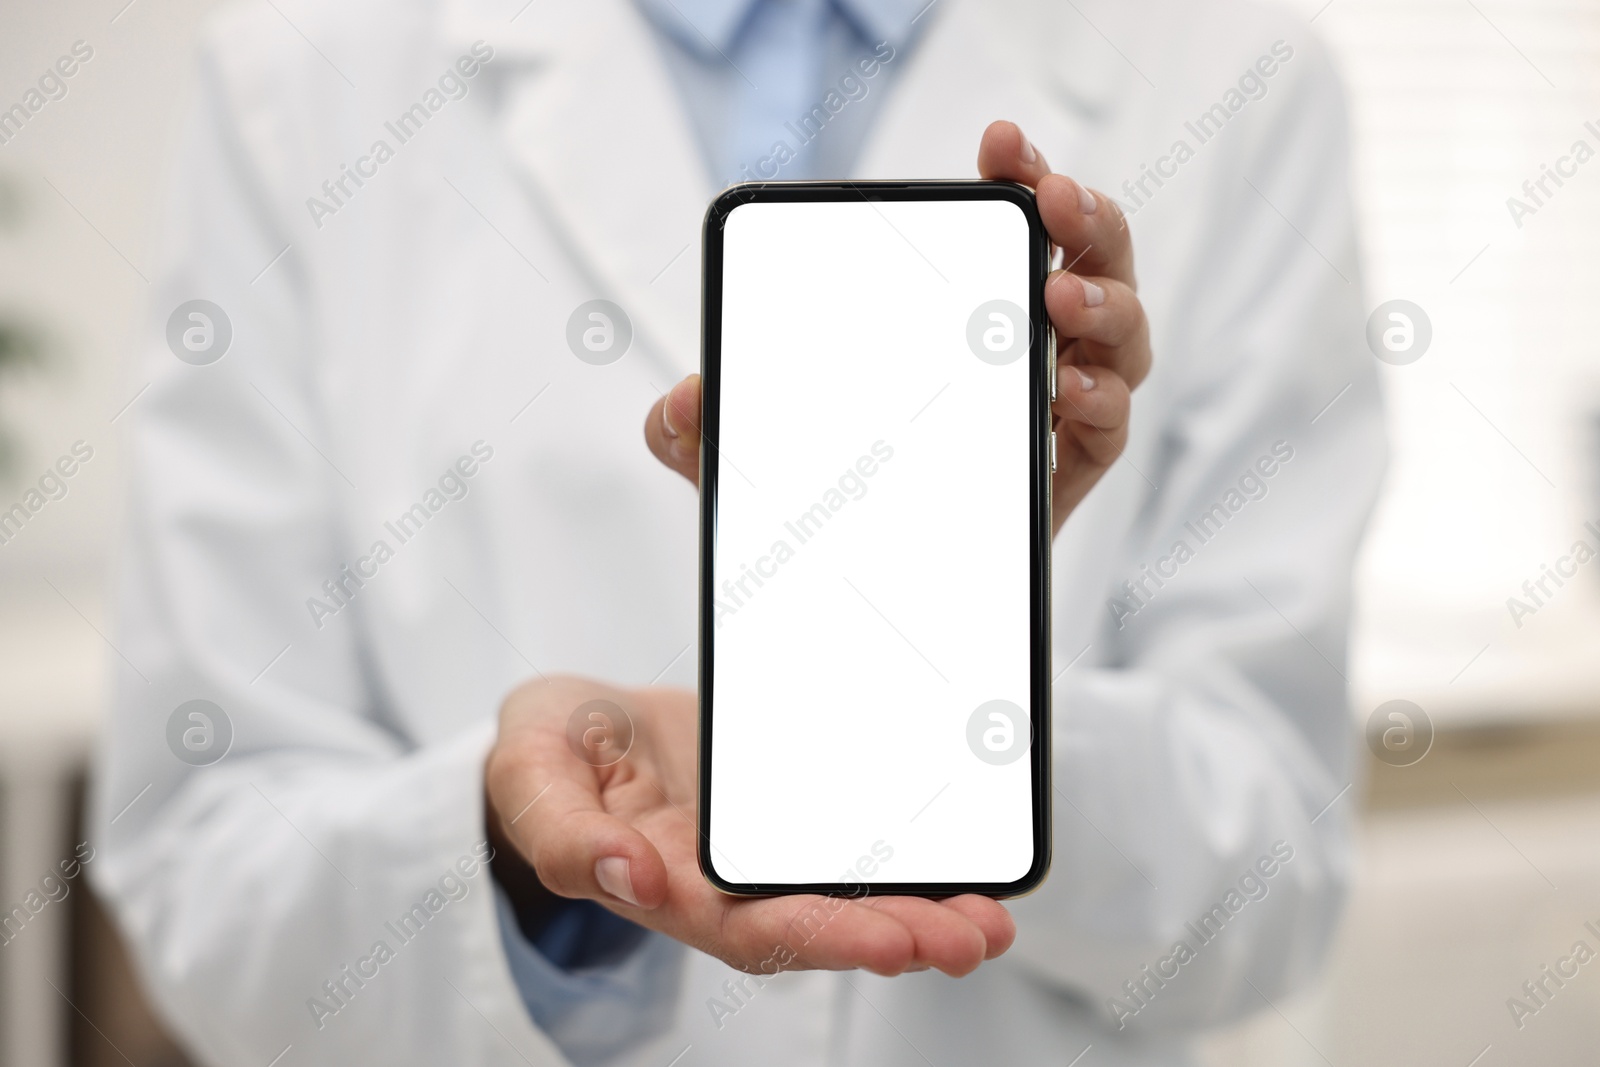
[{"left": 91, "top": 0, "right": 1385, "bottom": 1064}]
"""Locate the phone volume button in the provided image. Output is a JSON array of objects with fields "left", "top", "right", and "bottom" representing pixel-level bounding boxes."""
[
  {"left": 1049, "top": 430, "right": 1058, "bottom": 474},
  {"left": 1047, "top": 327, "right": 1057, "bottom": 401}
]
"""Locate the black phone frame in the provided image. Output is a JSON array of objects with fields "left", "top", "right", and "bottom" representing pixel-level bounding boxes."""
[{"left": 697, "top": 180, "right": 1053, "bottom": 899}]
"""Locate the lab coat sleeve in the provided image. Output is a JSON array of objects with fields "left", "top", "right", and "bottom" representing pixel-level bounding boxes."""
[
  {"left": 496, "top": 890, "right": 687, "bottom": 1063},
  {"left": 86, "top": 39, "right": 669, "bottom": 1067},
  {"left": 1008, "top": 36, "right": 1385, "bottom": 1032}
]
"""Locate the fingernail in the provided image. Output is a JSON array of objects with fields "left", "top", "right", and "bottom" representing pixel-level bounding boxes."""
[
  {"left": 661, "top": 401, "right": 679, "bottom": 440},
  {"left": 595, "top": 857, "right": 638, "bottom": 906},
  {"left": 1081, "top": 279, "right": 1105, "bottom": 308},
  {"left": 1020, "top": 139, "right": 1038, "bottom": 164},
  {"left": 1074, "top": 181, "right": 1098, "bottom": 214},
  {"left": 1076, "top": 368, "right": 1096, "bottom": 392}
]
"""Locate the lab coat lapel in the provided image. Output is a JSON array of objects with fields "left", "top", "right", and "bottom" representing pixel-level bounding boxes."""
[
  {"left": 442, "top": 0, "right": 1135, "bottom": 386},
  {"left": 455, "top": 0, "right": 711, "bottom": 382},
  {"left": 854, "top": 0, "right": 1128, "bottom": 179}
]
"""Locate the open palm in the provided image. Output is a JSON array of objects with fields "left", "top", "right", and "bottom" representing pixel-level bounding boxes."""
[{"left": 486, "top": 676, "right": 1014, "bottom": 976}]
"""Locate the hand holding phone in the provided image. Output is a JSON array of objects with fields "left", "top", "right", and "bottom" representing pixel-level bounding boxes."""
[
  {"left": 485, "top": 121, "right": 1149, "bottom": 983},
  {"left": 654, "top": 121, "right": 1150, "bottom": 535}
]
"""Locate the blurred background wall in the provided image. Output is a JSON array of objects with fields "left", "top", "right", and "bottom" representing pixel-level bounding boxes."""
[{"left": 0, "top": 0, "right": 1597, "bottom": 1064}]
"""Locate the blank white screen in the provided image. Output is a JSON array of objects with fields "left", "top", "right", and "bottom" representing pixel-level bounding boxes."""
[{"left": 708, "top": 197, "right": 1035, "bottom": 886}]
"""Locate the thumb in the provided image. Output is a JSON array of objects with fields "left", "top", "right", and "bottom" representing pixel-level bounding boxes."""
[
  {"left": 645, "top": 375, "right": 702, "bottom": 487},
  {"left": 490, "top": 743, "right": 669, "bottom": 912},
  {"left": 514, "top": 778, "right": 668, "bottom": 910}
]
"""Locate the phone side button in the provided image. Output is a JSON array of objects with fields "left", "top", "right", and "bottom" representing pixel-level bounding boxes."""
[
  {"left": 1048, "top": 327, "right": 1057, "bottom": 401},
  {"left": 1049, "top": 430, "right": 1057, "bottom": 474}
]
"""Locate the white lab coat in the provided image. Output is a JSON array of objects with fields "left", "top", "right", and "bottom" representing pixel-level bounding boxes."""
[{"left": 91, "top": 0, "right": 1385, "bottom": 1064}]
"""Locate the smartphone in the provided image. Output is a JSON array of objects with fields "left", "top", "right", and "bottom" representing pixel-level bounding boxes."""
[{"left": 698, "top": 181, "right": 1053, "bottom": 898}]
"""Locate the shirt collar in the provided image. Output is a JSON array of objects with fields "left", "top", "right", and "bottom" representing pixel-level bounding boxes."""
[
  {"left": 633, "top": 0, "right": 926, "bottom": 58},
  {"left": 633, "top": 0, "right": 761, "bottom": 58},
  {"left": 831, "top": 0, "right": 927, "bottom": 51}
]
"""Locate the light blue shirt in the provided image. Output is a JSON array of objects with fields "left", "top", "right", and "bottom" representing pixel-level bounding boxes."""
[
  {"left": 495, "top": 1, "right": 927, "bottom": 1063},
  {"left": 635, "top": 0, "right": 925, "bottom": 186}
]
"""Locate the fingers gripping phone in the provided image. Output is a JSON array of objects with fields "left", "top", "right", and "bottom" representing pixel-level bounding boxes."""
[{"left": 698, "top": 181, "right": 1053, "bottom": 898}]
